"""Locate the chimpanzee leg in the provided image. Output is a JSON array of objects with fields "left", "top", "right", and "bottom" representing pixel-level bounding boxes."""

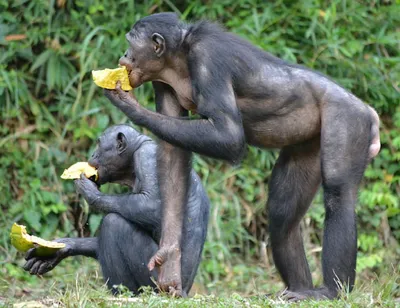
[
  {"left": 319, "top": 102, "right": 371, "bottom": 297},
  {"left": 98, "top": 213, "right": 158, "bottom": 295},
  {"left": 283, "top": 102, "right": 372, "bottom": 301},
  {"left": 268, "top": 138, "right": 321, "bottom": 291}
]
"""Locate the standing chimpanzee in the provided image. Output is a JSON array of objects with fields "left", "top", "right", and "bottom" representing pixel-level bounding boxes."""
[
  {"left": 103, "top": 13, "right": 381, "bottom": 300},
  {"left": 23, "top": 124, "right": 210, "bottom": 296}
]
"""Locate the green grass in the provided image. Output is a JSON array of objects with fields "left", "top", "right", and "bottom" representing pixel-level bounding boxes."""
[{"left": 1, "top": 258, "right": 399, "bottom": 307}]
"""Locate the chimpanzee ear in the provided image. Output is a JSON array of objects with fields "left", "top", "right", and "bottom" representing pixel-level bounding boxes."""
[
  {"left": 151, "top": 33, "right": 165, "bottom": 57},
  {"left": 116, "top": 132, "right": 127, "bottom": 154}
]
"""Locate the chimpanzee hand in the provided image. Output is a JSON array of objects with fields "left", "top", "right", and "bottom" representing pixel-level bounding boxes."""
[
  {"left": 74, "top": 174, "right": 101, "bottom": 206},
  {"left": 104, "top": 81, "right": 141, "bottom": 115},
  {"left": 22, "top": 238, "right": 74, "bottom": 275},
  {"left": 148, "top": 245, "right": 184, "bottom": 297}
]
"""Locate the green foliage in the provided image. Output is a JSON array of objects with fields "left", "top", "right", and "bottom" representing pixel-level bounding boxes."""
[{"left": 0, "top": 0, "right": 399, "bottom": 299}]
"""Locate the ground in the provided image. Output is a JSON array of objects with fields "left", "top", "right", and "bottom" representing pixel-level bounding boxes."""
[{"left": 1, "top": 256, "right": 399, "bottom": 308}]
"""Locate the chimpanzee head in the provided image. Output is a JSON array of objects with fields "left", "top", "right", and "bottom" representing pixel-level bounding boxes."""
[
  {"left": 88, "top": 125, "right": 142, "bottom": 185},
  {"left": 119, "top": 13, "right": 185, "bottom": 88}
]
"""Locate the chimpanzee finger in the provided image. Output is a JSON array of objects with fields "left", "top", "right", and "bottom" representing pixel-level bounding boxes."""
[
  {"left": 148, "top": 250, "right": 165, "bottom": 271},
  {"left": 115, "top": 81, "right": 133, "bottom": 101},
  {"left": 103, "top": 89, "right": 120, "bottom": 103},
  {"left": 29, "top": 260, "right": 43, "bottom": 275},
  {"left": 80, "top": 173, "right": 96, "bottom": 184},
  {"left": 281, "top": 290, "right": 307, "bottom": 302},
  {"left": 74, "top": 176, "right": 87, "bottom": 192},
  {"left": 168, "top": 286, "right": 183, "bottom": 297},
  {"left": 78, "top": 174, "right": 98, "bottom": 193},
  {"left": 115, "top": 80, "right": 123, "bottom": 92},
  {"left": 37, "top": 261, "right": 52, "bottom": 275},
  {"left": 147, "top": 256, "right": 156, "bottom": 271},
  {"left": 74, "top": 178, "right": 83, "bottom": 194},
  {"left": 168, "top": 286, "right": 176, "bottom": 296},
  {"left": 80, "top": 173, "right": 90, "bottom": 182},
  {"left": 25, "top": 248, "right": 37, "bottom": 260},
  {"left": 23, "top": 257, "right": 37, "bottom": 271}
]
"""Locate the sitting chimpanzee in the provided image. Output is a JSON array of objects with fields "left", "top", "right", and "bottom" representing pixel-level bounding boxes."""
[{"left": 23, "top": 124, "right": 210, "bottom": 296}]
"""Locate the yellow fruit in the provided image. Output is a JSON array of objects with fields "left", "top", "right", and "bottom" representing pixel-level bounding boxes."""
[
  {"left": 92, "top": 67, "right": 133, "bottom": 91},
  {"left": 10, "top": 223, "right": 65, "bottom": 256},
  {"left": 61, "top": 162, "right": 98, "bottom": 181}
]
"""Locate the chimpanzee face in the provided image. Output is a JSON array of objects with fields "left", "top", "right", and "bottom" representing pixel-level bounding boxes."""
[
  {"left": 88, "top": 130, "right": 131, "bottom": 185},
  {"left": 119, "top": 27, "right": 166, "bottom": 88}
]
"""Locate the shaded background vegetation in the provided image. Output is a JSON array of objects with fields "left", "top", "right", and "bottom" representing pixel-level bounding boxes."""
[{"left": 1, "top": 0, "right": 399, "bottom": 300}]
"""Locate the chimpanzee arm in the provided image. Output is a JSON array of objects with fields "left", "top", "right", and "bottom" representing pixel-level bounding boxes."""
[
  {"left": 104, "top": 72, "right": 246, "bottom": 164},
  {"left": 74, "top": 143, "right": 161, "bottom": 232},
  {"left": 60, "top": 237, "right": 97, "bottom": 258},
  {"left": 23, "top": 237, "right": 97, "bottom": 275}
]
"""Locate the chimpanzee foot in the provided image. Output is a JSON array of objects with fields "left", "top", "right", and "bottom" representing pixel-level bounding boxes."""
[
  {"left": 281, "top": 287, "right": 336, "bottom": 302},
  {"left": 148, "top": 245, "right": 183, "bottom": 297}
]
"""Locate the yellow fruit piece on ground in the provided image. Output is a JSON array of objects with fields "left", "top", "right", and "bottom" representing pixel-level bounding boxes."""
[
  {"left": 92, "top": 67, "right": 133, "bottom": 91},
  {"left": 10, "top": 223, "right": 65, "bottom": 256},
  {"left": 61, "top": 162, "right": 98, "bottom": 180}
]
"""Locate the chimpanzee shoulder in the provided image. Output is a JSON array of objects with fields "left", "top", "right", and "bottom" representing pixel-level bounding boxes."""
[
  {"left": 183, "top": 19, "right": 337, "bottom": 87},
  {"left": 184, "top": 21, "right": 287, "bottom": 66}
]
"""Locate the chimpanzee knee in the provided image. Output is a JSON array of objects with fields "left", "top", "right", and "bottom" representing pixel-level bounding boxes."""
[
  {"left": 98, "top": 213, "right": 158, "bottom": 294},
  {"left": 100, "top": 212, "right": 123, "bottom": 231}
]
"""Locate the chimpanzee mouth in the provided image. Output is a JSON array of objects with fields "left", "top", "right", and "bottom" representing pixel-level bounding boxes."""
[
  {"left": 88, "top": 174, "right": 101, "bottom": 188},
  {"left": 87, "top": 163, "right": 100, "bottom": 186},
  {"left": 127, "top": 70, "right": 137, "bottom": 88},
  {"left": 121, "top": 65, "right": 132, "bottom": 78},
  {"left": 88, "top": 174, "right": 97, "bottom": 182}
]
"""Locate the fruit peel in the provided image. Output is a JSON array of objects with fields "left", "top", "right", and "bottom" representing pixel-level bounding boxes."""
[
  {"left": 92, "top": 67, "right": 133, "bottom": 91},
  {"left": 10, "top": 223, "right": 65, "bottom": 256},
  {"left": 61, "top": 162, "right": 98, "bottom": 181}
]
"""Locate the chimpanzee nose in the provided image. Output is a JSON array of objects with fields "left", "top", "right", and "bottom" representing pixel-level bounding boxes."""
[
  {"left": 88, "top": 153, "right": 99, "bottom": 168},
  {"left": 119, "top": 56, "right": 132, "bottom": 72}
]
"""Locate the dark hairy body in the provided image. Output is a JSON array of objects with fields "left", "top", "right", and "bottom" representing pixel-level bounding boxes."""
[
  {"left": 23, "top": 125, "right": 210, "bottom": 296},
  {"left": 104, "top": 13, "right": 381, "bottom": 300}
]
